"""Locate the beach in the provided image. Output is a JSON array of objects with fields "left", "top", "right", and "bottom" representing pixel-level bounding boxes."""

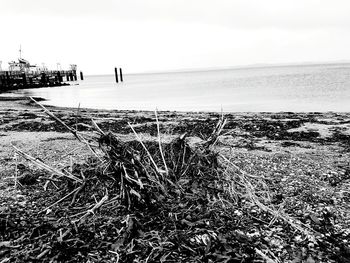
[
  {"left": 1, "top": 96, "right": 350, "bottom": 262},
  {"left": 3, "top": 0, "right": 350, "bottom": 261}
]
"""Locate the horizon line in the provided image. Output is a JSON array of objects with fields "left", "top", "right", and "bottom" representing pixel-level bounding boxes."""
[{"left": 86, "top": 60, "right": 350, "bottom": 76}]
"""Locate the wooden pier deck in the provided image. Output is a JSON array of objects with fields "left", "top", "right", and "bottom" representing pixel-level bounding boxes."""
[{"left": 0, "top": 70, "right": 78, "bottom": 92}]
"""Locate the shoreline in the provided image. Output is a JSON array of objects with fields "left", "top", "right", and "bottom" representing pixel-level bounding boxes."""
[
  {"left": 1, "top": 95, "right": 350, "bottom": 156},
  {"left": 2, "top": 94, "right": 350, "bottom": 114}
]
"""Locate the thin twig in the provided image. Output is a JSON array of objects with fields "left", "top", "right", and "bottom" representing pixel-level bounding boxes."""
[
  {"left": 70, "top": 172, "right": 86, "bottom": 206},
  {"left": 75, "top": 103, "right": 81, "bottom": 131},
  {"left": 14, "top": 153, "right": 18, "bottom": 190},
  {"left": 77, "top": 194, "right": 109, "bottom": 223},
  {"left": 30, "top": 97, "right": 83, "bottom": 141},
  {"left": 255, "top": 248, "right": 278, "bottom": 263},
  {"left": 91, "top": 119, "right": 106, "bottom": 136},
  {"left": 221, "top": 152, "right": 316, "bottom": 236},
  {"left": 128, "top": 122, "right": 163, "bottom": 176},
  {"left": 40, "top": 187, "right": 81, "bottom": 214},
  {"left": 29, "top": 97, "right": 102, "bottom": 161},
  {"left": 155, "top": 109, "right": 168, "bottom": 175},
  {"left": 12, "top": 144, "right": 82, "bottom": 183}
]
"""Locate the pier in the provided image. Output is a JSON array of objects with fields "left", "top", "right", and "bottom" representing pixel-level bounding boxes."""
[
  {"left": 0, "top": 49, "right": 80, "bottom": 93},
  {"left": 0, "top": 70, "right": 78, "bottom": 92}
]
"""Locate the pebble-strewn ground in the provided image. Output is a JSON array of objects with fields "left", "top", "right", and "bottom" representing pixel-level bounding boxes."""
[{"left": 1, "top": 97, "right": 350, "bottom": 262}]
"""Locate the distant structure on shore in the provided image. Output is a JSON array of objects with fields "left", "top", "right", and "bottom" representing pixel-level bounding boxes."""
[{"left": 0, "top": 48, "right": 82, "bottom": 92}]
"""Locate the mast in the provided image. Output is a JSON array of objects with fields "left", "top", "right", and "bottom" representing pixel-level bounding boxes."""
[{"left": 19, "top": 45, "right": 22, "bottom": 59}]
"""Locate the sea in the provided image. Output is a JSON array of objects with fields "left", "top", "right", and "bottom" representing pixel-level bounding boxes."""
[{"left": 11, "top": 63, "right": 350, "bottom": 112}]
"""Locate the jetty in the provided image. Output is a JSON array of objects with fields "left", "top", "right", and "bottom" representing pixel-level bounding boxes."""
[
  {"left": 0, "top": 69, "right": 78, "bottom": 92},
  {"left": 0, "top": 51, "right": 80, "bottom": 93}
]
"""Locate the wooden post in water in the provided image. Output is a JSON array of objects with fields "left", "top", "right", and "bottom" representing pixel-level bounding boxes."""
[
  {"left": 1, "top": 75, "right": 4, "bottom": 88},
  {"left": 66, "top": 73, "right": 70, "bottom": 82},
  {"left": 115, "top": 67, "right": 119, "bottom": 83},
  {"left": 57, "top": 71, "right": 62, "bottom": 82},
  {"left": 29, "top": 77, "right": 33, "bottom": 86},
  {"left": 41, "top": 73, "right": 46, "bottom": 85},
  {"left": 69, "top": 72, "right": 74, "bottom": 81},
  {"left": 119, "top": 68, "right": 123, "bottom": 82},
  {"left": 22, "top": 73, "right": 26, "bottom": 86},
  {"left": 5, "top": 72, "right": 10, "bottom": 86},
  {"left": 80, "top": 71, "right": 84, "bottom": 80}
]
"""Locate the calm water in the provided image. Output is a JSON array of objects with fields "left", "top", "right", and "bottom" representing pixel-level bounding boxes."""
[{"left": 13, "top": 63, "right": 350, "bottom": 112}]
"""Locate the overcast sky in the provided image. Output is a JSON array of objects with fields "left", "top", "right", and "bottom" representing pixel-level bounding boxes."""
[{"left": 0, "top": 0, "right": 350, "bottom": 74}]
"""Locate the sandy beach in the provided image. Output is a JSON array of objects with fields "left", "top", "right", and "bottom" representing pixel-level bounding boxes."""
[
  {"left": 3, "top": 0, "right": 350, "bottom": 261},
  {"left": 1, "top": 96, "right": 350, "bottom": 262}
]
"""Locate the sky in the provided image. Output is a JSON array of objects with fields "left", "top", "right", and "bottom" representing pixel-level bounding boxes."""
[{"left": 0, "top": 0, "right": 350, "bottom": 74}]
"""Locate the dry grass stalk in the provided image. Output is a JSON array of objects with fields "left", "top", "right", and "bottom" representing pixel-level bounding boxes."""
[
  {"left": 220, "top": 153, "right": 316, "bottom": 237},
  {"left": 255, "top": 248, "right": 279, "bottom": 263},
  {"left": 14, "top": 153, "right": 18, "bottom": 190},
  {"left": 154, "top": 109, "right": 169, "bottom": 175},
  {"left": 70, "top": 172, "right": 86, "bottom": 206},
  {"left": 76, "top": 194, "right": 109, "bottom": 224},
  {"left": 128, "top": 122, "right": 164, "bottom": 176},
  {"left": 29, "top": 97, "right": 102, "bottom": 161},
  {"left": 39, "top": 187, "right": 81, "bottom": 214},
  {"left": 204, "top": 115, "right": 227, "bottom": 147},
  {"left": 30, "top": 97, "right": 84, "bottom": 141},
  {"left": 12, "top": 144, "right": 82, "bottom": 183}
]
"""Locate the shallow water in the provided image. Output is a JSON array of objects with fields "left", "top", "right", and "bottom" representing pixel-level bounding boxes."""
[{"left": 12, "top": 63, "right": 350, "bottom": 112}]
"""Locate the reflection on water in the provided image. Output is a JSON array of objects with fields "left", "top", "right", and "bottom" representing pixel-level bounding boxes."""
[{"left": 13, "top": 63, "right": 350, "bottom": 112}]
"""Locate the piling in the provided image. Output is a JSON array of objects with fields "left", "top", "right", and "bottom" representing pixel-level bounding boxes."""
[
  {"left": 69, "top": 72, "right": 74, "bottom": 81},
  {"left": 41, "top": 73, "right": 46, "bottom": 85},
  {"left": 73, "top": 72, "right": 77, "bottom": 81},
  {"left": 57, "top": 71, "right": 62, "bottom": 82},
  {"left": 22, "top": 73, "right": 27, "bottom": 86},
  {"left": 80, "top": 71, "right": 84, "bottom": 80},
  {"left": 115, "top": 67, "right": 119, "bottom": 83},
  {"left": 119, "top": 68, "right": 123, "bottom": 82},
  {"left": 2, "top": 74, "right": 5, "bottom": 87},
  {"left": 6, "top": 72, "right": 10, "bottom": 86},
  {"left": 66, "top": 73, "right": 70, "bottom": 82}
]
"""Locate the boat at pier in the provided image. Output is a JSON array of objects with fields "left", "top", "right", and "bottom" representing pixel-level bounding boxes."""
[
  {"left": 8, "top": 58, "right": 37, "bottom": 73},
  {"left": 0, "top": 48, "right": 78, "bottom": 92}
]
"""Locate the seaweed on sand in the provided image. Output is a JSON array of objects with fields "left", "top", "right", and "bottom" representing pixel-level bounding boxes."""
[{"left": 2, "top": 98, "right": 349, "bottom": 262}]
